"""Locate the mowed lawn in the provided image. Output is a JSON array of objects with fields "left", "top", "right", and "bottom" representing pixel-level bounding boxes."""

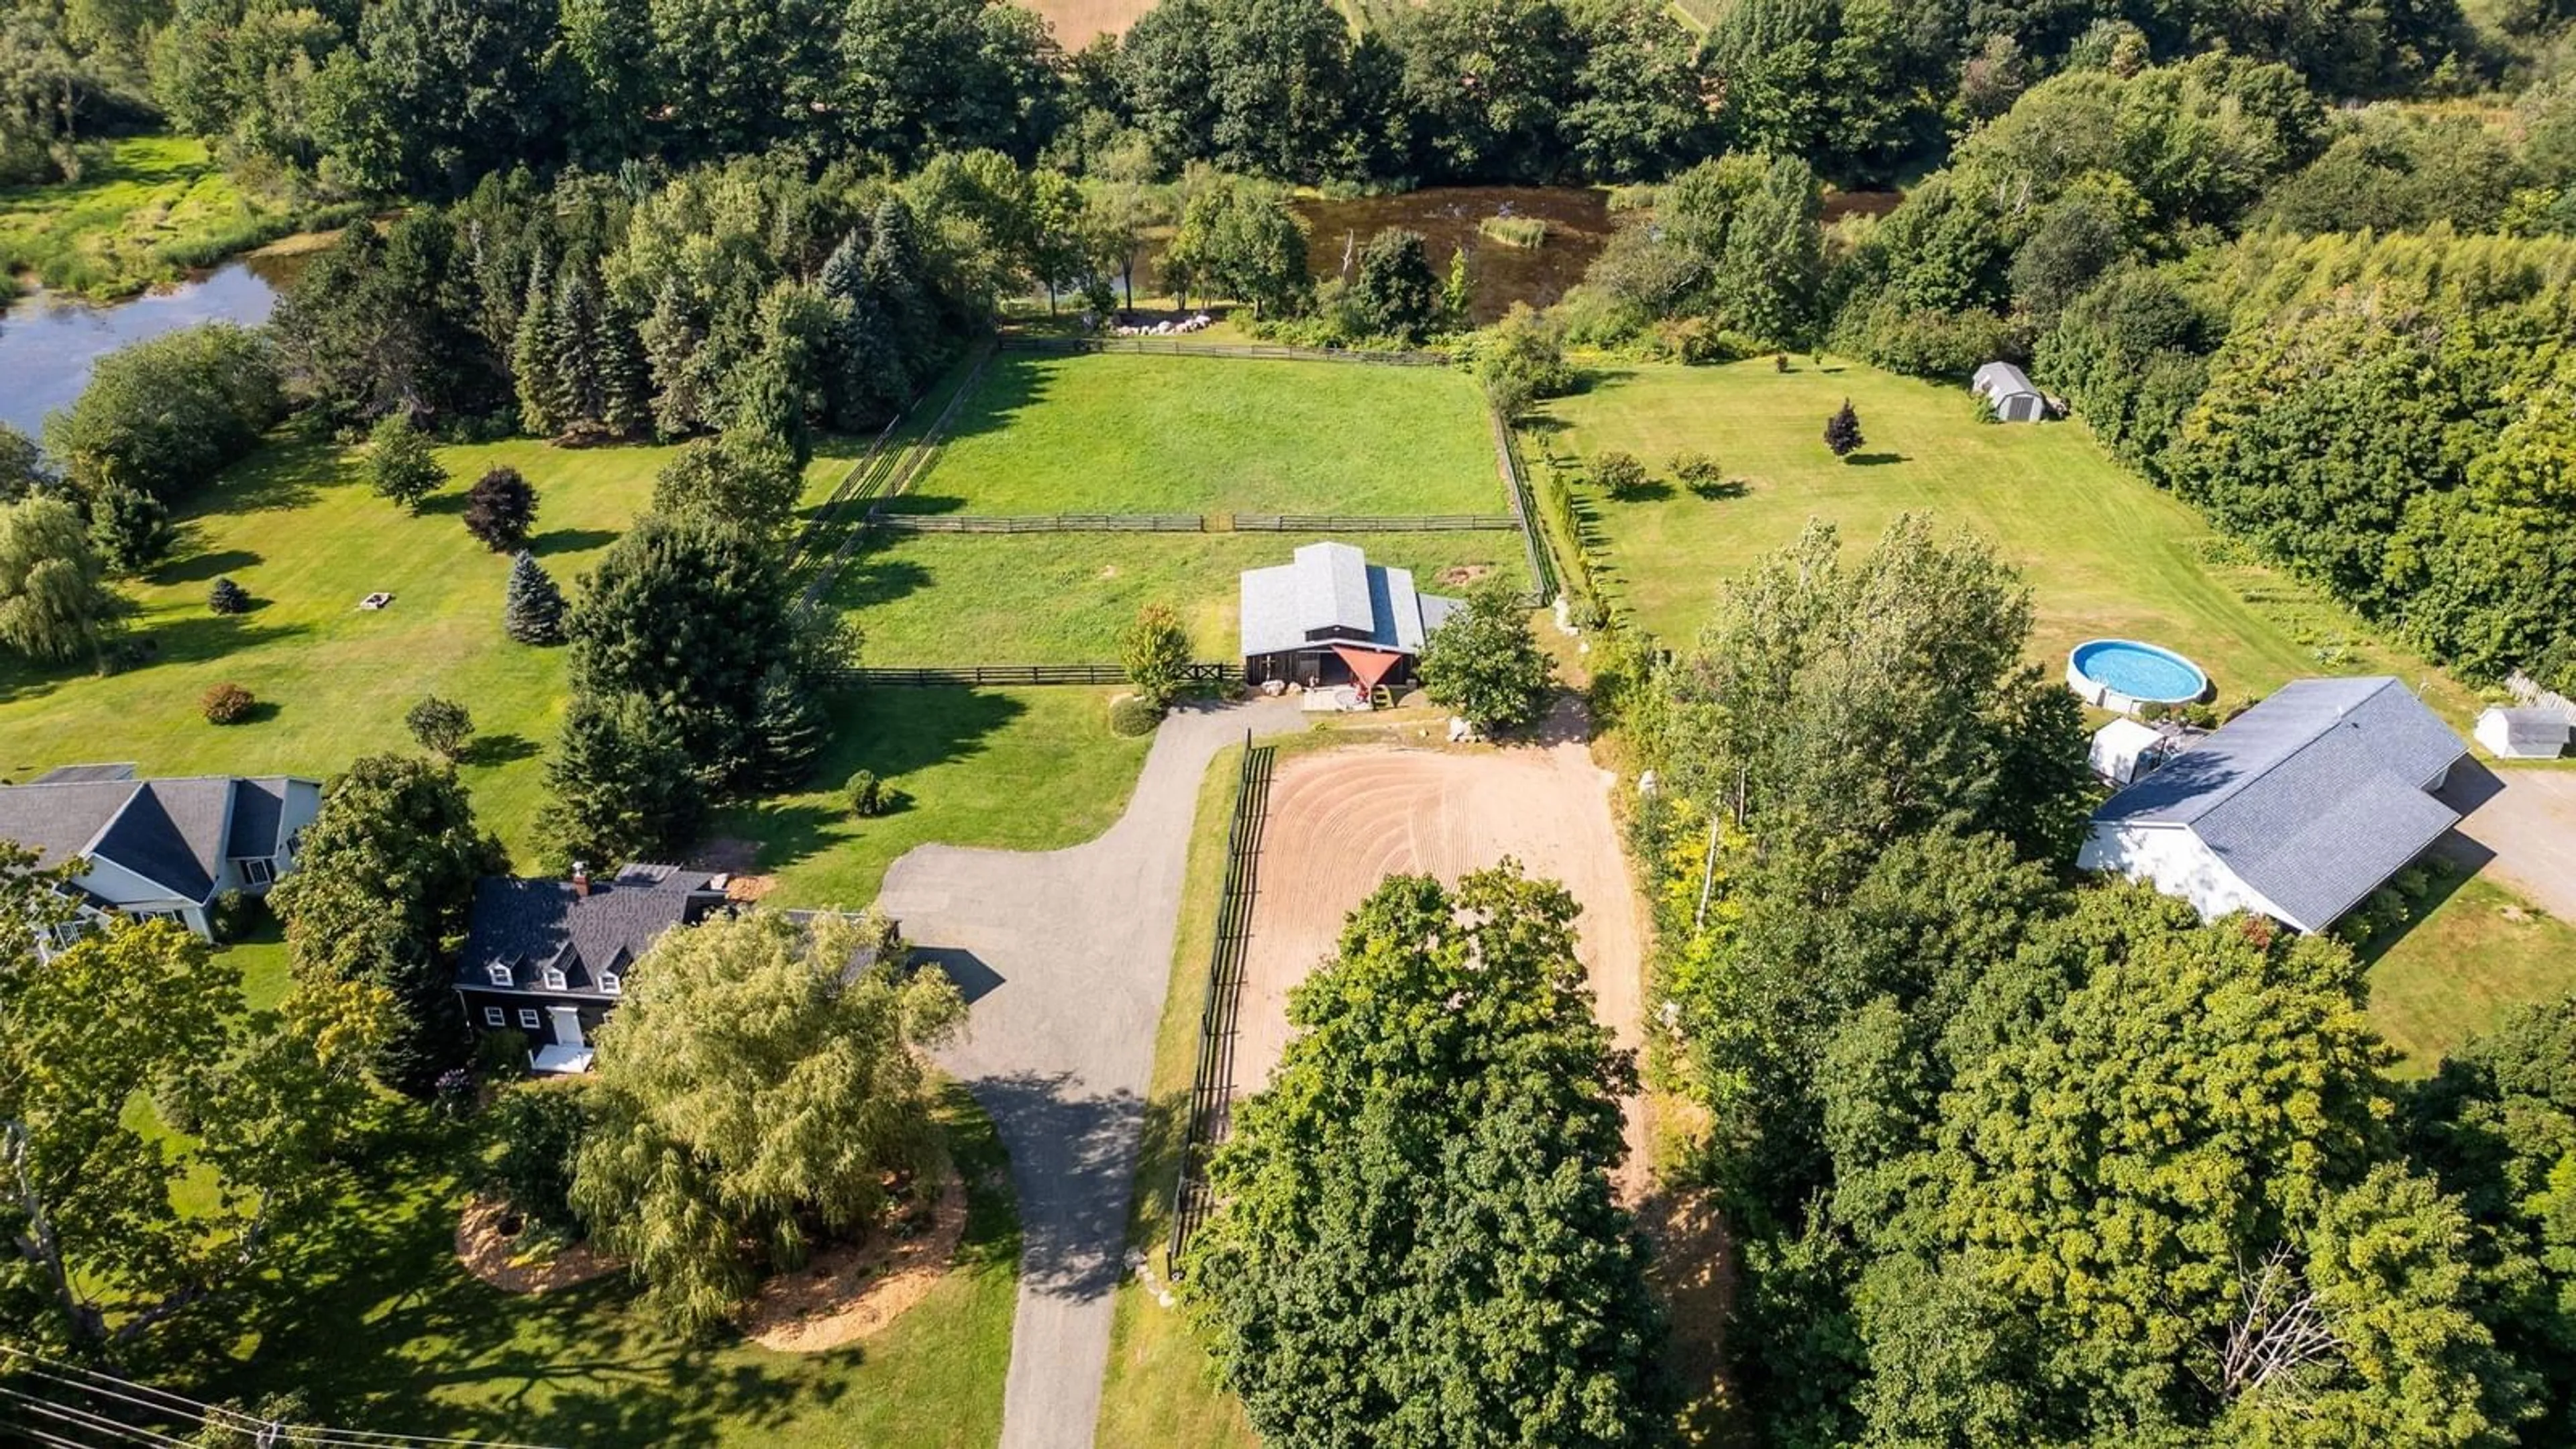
[
  {"left": 1534, "top": 359, "right": 2481, "bottom": 724},
  {"left": 0, "top": 133, "right": 297, "bottom": 298},
  {"left": 0, "top": 436, "right": 869, "bottom": 858},
  {"left": 828, "top": 529, "right": 1527, "bottom": 666},
  {"left": 888, "top": 352, "right": 1503, "bottom": 517},
  {"left": 2366, "top": 870, "right": 2576, "bottom": 1073},
  {"left": 204, "top": 1083, "right": 1018, "bottom": 1448}
]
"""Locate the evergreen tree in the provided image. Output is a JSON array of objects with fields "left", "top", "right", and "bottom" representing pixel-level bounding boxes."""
[
  {"left": 863, "top": 197, "right": 933, "bottom": 386},
  {"left": 539, "top": 688, "right": 707, "bottom": 867},
  {"left": 512, "top": 250, "right": 561, "bottom": 437},
  {"left": 642, "top": 279, "right": 710, "bottom": 440},
  {"left": 550, "top": 266, "right": 608, "bottom": 433},
  {"left": 747, "top": 662, "right": 829, "bottom": 791},
  {"left": 207, "top": 576, "right": 251, "bottom": 614},
  {"left": 1824, "top": 398, "right": 1864, "bottom": 458},
  {"left": 598, "top": 301, "right": 651, "bottom": 439},
  {"left": 503, "top": 551, "right": 568, "bottom": 644},
  {"left": 87, "top": 482, "right": 174, "bottom": 574}
]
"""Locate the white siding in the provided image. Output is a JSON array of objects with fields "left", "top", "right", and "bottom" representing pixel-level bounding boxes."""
[{"left": 2077, "top": 822, "right": 2314, "bottom": 932}]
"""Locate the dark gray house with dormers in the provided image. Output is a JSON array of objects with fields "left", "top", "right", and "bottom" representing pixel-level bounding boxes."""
[{"left": 455, "top": 861, "right": 732, "bottom": 1073}]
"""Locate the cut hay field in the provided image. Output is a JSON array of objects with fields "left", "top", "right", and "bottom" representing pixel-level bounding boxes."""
[
  {"left": 826, "top": 529, "right": 1525, "bottom": 667},
  {"left": 1531, "top": 358, "right": 2482, "bottom": 725},
  {"left": 1022, "top": 0, "right": 1158, "bottom": 42},
  {"left": 889, "top": 350, "right": 1502, "bottom": 518}
]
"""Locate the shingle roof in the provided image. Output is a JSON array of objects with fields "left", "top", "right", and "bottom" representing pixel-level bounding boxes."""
[
  {"left": 1238, "top": 543, "right": 1464, "bottom": 659},
  {"left": 31, "top": 763, "right": 136, "bottom": 784},
  {"left": 460, "top": 864, "right": 722, "bottom": 997},
  {"left": 0, "top": 775, "right": 259, "bottom": 901},
  {"left": 226, "top": 777, "right": 291, "bottom": 859},
  {"left": 2094, "top": 677, "right": 2466, "bottom": 930}
]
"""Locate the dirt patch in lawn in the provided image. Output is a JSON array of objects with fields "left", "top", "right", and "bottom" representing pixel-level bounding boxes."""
[
  {"left": 1234, "top": 739, "right": 1650, "bottom": 1170},
  {"left": 1435, "top": 563, "right": 1494, "bottom": 588},
  {"left": 455, "top": 1193, "right": 622, "bottom": 1295},
  {"left": 739, "top": 1162, "right": 968, "bottom": 1353}
]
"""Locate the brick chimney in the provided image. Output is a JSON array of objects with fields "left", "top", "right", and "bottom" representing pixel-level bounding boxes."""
[{"left": 571, "top": 861, "right": 590, "bottom": 898}]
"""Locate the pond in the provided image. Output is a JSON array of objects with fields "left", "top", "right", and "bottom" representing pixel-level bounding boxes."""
[
  {"left": 0, "top": 258, "right": 289, "bottom": 439},
  {"left": 1292, "top": 185, "right": 1615, "bottom": 326}
]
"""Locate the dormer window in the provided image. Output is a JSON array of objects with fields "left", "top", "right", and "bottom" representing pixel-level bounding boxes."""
[
  {"left": 541, "top": 967, "right": 567, "bottom": 991},
  {"left": 484, "top": 962, "right": 512, "bottom": 986},
  {"left": 600, "top": 971, "right": 622, "bottom": 996}
]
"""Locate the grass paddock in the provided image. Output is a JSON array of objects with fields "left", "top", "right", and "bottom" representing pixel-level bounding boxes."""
[
  {"left": 1532, "top": 358, "right": 2480, "bottom": 724},
  {"left": 888, "top": 351, "right": 1501, "bottom": 518}
]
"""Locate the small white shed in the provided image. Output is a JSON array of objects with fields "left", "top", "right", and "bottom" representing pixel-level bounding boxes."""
[
  {"left": 2475, "top": 706, "right": 2572, "bottom": 759},
  {"left": 1972, "top": 361, "right": 2046, "bottom": 423},
  {"left": 2089, "top": 718, "right": 2164, "bottom": 785}
]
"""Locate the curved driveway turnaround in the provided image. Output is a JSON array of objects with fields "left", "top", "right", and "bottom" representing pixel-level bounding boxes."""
[{"left": 877, "top": 696, "right": 1303, "bottom": 1449}]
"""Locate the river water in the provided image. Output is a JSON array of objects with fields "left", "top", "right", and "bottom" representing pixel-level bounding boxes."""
[{"left": 0, "top": 261, "right": 285, "bottom": 439}]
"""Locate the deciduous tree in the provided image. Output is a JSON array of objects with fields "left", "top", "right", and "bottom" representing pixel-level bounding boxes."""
[
  {"left": 1119, "top": 602, "right": 1193, "bottom": 708},
  {"left": 571, "top": 910, "right": 963, "bottom": 1338},
  {"left": 1418, "top": 578, "right": 1553, "bottom": 732},
  {"left": 1185, "top": 866, "right": 1667, "bottom": 1448},
  {"left": 463, "top": 466, "right": 539, "bottom": 551},
  {"left": 0, "top": 495, "right": 120, "bottom": 667},
  {"left": 367, "top": 413, "right": 448, "bottom": 512}
]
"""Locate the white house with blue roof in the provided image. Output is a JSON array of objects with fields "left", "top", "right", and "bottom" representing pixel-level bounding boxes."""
[
  {"left": 1238, "top": 541, "right": 1464, "bottom": 693},
  {"left": 2076, "top": 678, "right": 2467, "bottom": 933}
]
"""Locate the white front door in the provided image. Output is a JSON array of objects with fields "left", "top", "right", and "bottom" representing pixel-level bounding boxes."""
[{"left": 547, "top": 1006, "right": 585, "bottom": 1049}]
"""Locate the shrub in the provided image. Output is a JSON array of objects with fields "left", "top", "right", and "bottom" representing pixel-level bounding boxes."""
[
  {"left": 211, "top": 888, "right": 260, "bottom": 943},
  {"left": 207, "top": 576, "right": 251, "bottom": 614},
  {"left": 1593, "top": 450, "right": 1651, "bottom": 499},
  {"left": 1672, "top": 451, "right": 1727, "bottom": 497},
  {"left": 493, "top": 1081, "right": 592, "bottom": 1234},
  {"left": 201, "top": 682, "right": 255, "bottom": 724},
  {"left": 406, "top": 695, "right": 474, "bottom": 761},
  {"left": 1110, "top": 694, "right": 1163, "bottom": 737},
  {"left": 847, "top": 769, "right": 887, "bottom": 818},
  {"left": 475, "top": 1028, "right": 531, "bottom": 1083}
]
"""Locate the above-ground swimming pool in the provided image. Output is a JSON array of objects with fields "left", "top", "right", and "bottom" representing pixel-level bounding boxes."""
[{"left": 2067, "top": 638, "right": 2210, "bottom": 714}]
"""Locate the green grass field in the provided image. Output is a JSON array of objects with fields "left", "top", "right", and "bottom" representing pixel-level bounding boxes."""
[
  {"left": 887, "top": 352, "right": 1501, "bottom": 517},
  {"left": 1532, "top": 358, "right": 2482, "bottom": 725},
  {"left": 0, "top": 436, "right": 889, "bottom": 861},
  {"left": 2365, "top": 870, "right": 2576, "bottom": 1073},
  {"left": 828, "top": 529, "right": 1524, "bottom": 667},
  {"left": 198, "top": 1082, "right": 1018, "bottom": 1448},
  {"left": 0, "top": 134, "right": 301, "bottom": 299}
]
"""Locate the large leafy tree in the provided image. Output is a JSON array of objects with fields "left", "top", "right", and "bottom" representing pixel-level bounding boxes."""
[
  {"left": 1164, "top": 172, "right": 1311, "bottom": 317},
  {"left": 1849, "top": 885, "right": 2532, "bottom": 1446},
  {"left": 1185, "top": 867, "right": 1668, "bottom": 1448},
  {"left": 44, "top": 323, "right": 282, "bottom": 505},
  {"left": 0, "top": 495, "right": 121, "bottom": 667},
  {"left": 1417, "top": 577, "right": 1553, "bottom": 731},
  {"left": 2409, "top": 993, "right": 2576, "bottom": 1439},
  {"left": 1349, "top": 227, "right": 1440, "bottom": 342},
  {"left": 1, "top": 859, "right": 391, "bottom": 1348},
  {"left": 570, "top": 910, "right": 963, "bottom": 1338},
  {"left": 270, "top": 754, "right": 505, "bottom": 1092},
  {"left": 309, "top": 0, "right": 565, "bottom": 194}
]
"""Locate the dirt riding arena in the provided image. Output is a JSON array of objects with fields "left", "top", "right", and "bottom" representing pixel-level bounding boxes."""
[{"left": 1234, "top": 741, "right": 1648, "bottom": 1160}]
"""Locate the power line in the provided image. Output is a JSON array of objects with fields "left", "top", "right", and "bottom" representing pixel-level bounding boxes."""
[{"left": 0, "top": 1344, "right": 563, "bottom": 1449}]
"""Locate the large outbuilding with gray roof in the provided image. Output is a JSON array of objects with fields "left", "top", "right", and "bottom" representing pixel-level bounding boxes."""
[
  {"left": 1238, "top": 541, "right": 1463, "bottom": 692},
  {"left": 2076, "top": 677, "right": 2467, "bottom": 933}
]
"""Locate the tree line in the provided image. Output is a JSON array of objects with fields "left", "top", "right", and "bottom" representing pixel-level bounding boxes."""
[
  {"left": 1613, "top": 517, "right": 2576, "bottom": 1446},
  {"left": 4, "top": 0, "right": 2509, "bottom": 201}
]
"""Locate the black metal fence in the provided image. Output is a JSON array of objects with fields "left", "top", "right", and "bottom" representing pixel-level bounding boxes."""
[
  {"left": 1002, "top": 335, "right": 1450, "bottom": 367},
  {"left": 1168, "top": 736, "right": 1277, "bottom": 1277},
  {"left": 823, "top": 661, "right": 1238, "bottom": 689}
]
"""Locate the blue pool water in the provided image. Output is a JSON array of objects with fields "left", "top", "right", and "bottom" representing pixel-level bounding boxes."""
[{"left": 2070, "top": 639, "right": 2208, "bottom": 704}]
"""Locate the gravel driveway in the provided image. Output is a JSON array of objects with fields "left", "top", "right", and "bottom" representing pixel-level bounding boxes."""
[
  {"left": 2441, "top": 760, "right": 2576, "bottom": 920},
  {"left": 875, "top": 696, "right": 1301, "bottom": 1449}
]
